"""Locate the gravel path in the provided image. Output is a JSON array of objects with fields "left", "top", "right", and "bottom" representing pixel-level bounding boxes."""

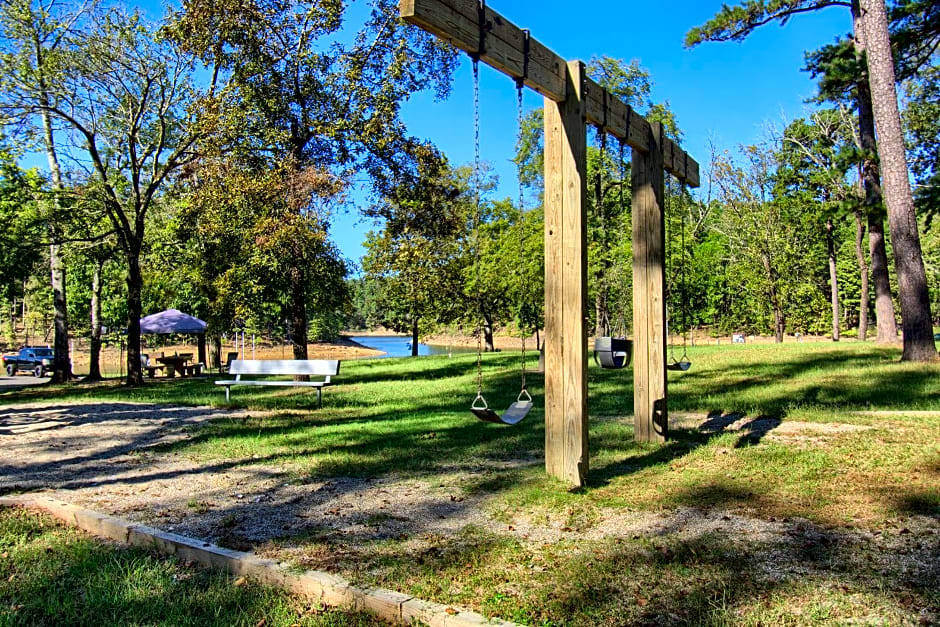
[{"left": 1, "top": 400, "right": 937, "bottom": 621}]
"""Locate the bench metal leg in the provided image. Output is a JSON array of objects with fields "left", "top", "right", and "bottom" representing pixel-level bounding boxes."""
[
  {"left": 225, "top": 386, "right": 230, "bottom": 402},
  {"left": 317, "top": 388, "right": 322, "bottom": 409}
]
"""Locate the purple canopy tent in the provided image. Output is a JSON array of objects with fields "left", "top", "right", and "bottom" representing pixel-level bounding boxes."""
[{"left": 139, "top": 309, "right": 208, "bottom": 365}]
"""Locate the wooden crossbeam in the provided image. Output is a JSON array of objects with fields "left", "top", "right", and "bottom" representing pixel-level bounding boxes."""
[{"left": 399, "top": 0, "right": 700, "bottom": 187}]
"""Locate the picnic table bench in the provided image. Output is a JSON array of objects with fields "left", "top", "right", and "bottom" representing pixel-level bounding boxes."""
[{"left": 215, "top": 359, "right": 340, "bottom": 407}]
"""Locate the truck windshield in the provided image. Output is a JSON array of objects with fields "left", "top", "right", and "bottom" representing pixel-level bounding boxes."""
[{"left": 31, "top": 349, "right": 53, "bottom": 357}]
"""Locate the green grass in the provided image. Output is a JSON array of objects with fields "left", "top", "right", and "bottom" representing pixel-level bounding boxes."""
[
  {"left": 0, "top": 506, "right": 383, "bottom": 626},
  {"left": 3, "top": 341, "right": 939, "bottom": 625}
]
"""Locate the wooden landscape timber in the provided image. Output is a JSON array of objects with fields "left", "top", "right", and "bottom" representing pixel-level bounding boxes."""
[{"left": 400, "top": 0, "right": 699, "bottom": 486}]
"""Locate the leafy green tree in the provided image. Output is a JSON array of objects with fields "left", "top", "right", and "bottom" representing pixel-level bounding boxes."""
[
  {"left": 711, "top": 142, "right": 821, "bottom": 341},
  {"left": 778, "top": 110, "right": 862, "bottom": 340},
  {"left": 467, "top": 198, "right": 542, "bottom": 352},
  {"left": 362, "top": 154, "right": 468, "bottom": 354},
  {"left": 903, "top": 62, "right": 939, "bottom": 220},
  {"left": 170, "top": 0, "right": 457, "bottom": 361},
  {"left": 5, "top": 7, "right": 207, "bottom": 383},
  {"left": 176, "top": 157, "right": 350, "bottom": 366},
  {"left": 0, "top": 145, "right": 44, "bottom": 335},
  {"left": 0, "top": 0, "right": 98, "bottom": 380}
]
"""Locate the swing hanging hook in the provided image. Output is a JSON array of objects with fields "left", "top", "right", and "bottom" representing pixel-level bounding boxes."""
[
  {"left": 472, "top": 0, "right": 488, "bottom": 62},
  {"left": 515, "top": 28, "right": 530, "bottom": 90}
]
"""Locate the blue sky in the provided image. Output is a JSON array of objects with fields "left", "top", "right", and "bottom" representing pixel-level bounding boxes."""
[{"left": 132, "top": 0, "right": 852, "bottom": 269}]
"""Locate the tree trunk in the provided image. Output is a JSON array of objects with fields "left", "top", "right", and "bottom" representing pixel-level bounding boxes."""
[
  {"left": 482, "top": 311, "right": 495, "bottom": 352},
  {"left": 289, "top": 267, "right": 308, "bottom": 360},
  {"left": 861, "top": 0, "right": 936, "bottom": 360},
  {"left": 197, "top": 333, "right": 207, "bottom": 366},
  {"left": 854, "top": 210, "right": 870, "bottom": 341},
  {"left": 49, "top": 238, "right": 71, "bottom": 381},
  {"left": 125, "top": 250, "right": 144, "bottom": 385},
  {"left": 211, "top": 335, "right": 222, "bottom": 371},
  {"left": 852, "top": 1, "right": 898, "bottom": 344},
  {"left": 4, "top": 301, "right": 14, "bottom": 347},
  {"left": 762, "top": 255, "right": 785, "bottom": 343},
  {"left": 827, "top": 218, "right": 840, "bottom": 341},
  {"left": 288, "top": 265, "right": 309, "bottom": 380},
  {"left": 86, "top": 259, "right": 103, "bottom": 381},
  {"left": 868, "top": 217, "right": 898, "bottom": 341},
  {"left": 38, "top": 63, "right": 70, "bottom": 382},
  {"left": 411, "top": 317, "right": 419, "bottom": 356}
]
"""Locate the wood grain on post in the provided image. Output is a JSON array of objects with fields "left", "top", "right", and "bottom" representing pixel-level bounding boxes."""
[
  {"left": 632, "top": 123, "right": 668, "bottom": 443},
  {"left": 543, "top": 61, "right": 589, "bottom": 486}
]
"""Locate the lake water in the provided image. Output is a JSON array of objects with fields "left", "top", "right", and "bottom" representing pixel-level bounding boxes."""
[{"left": 349, "top": 335, "right": 476, "bottom": 359}]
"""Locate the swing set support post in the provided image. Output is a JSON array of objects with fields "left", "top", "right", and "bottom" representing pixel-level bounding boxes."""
[
  {"left": 544, "top": 60, "right": 589, "bottom": 486},
  {"left": 399, "top": 0, "right": 698, "bottom": 485},
  {"left": 633, "top": 123, "right": 668, "bottom": 443}
]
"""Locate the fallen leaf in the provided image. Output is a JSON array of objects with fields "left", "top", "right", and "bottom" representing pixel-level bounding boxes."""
[
  {"left": 233, "top": 576, "right": 247, "bottom": 587},
  {"left": 445, "top": 607, "right": 458, "bottom": 615}
]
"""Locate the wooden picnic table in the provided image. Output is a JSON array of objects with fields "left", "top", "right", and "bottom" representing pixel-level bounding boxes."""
[{"left": 156, "top": 355, "right": 202, "bottom": 377}]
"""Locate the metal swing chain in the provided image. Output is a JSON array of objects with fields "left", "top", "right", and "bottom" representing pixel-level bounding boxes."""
[
  {"left": 516, "top": 80, "right": 527, "bottom": 396},
  {"left": 616, "top": 139, "right": 628, "bottom": 337},
  {"left": 666, "top": 177, "right": 677, "bottom": 365},
  {"left": 680, "top": 181, "right": 690, "bottom": 362},
  {"left": 472, "top": 56, "right": 485, "bottom": 405},
  {"left": 595, "top": 118, "right": 610, "bottom": 336}
]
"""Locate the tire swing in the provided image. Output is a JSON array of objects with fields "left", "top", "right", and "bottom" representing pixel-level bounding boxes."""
[
  {"left": 469, "top": 43, "right": 534, "bottom": 426},
  {"left": 594, "top": 130, "right": 632, "bottom": 370},
  {"left": 667, "top": 166, "right": 692, "bottom": 372}
]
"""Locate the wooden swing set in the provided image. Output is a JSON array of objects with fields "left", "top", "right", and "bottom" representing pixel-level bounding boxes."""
[{"left": 400, "top": 0, "right": 700, "bottom": 487}]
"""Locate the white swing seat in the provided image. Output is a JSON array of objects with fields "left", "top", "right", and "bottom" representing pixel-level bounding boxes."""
[
  {"left": 471, "top": 399, "right": 533, "bottom": 425},
  {"left": 471, "top": 389, "right": 533, "bottom": 425}
]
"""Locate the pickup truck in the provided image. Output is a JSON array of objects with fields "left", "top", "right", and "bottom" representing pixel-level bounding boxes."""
[{"left": 3, "top": 346, "right": 54, "bottom": 377}]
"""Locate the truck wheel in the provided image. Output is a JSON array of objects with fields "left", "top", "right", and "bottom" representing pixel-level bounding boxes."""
[
  {"left": 5, "top": 364, "right": 14, "bottom": 377},
  {"left": 34, "top": 365, "right": 44, "bottom": 378}
]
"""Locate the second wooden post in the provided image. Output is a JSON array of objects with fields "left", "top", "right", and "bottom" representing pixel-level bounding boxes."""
[{"left": 632, "top": 123, "right": 668, "bottom": 443}]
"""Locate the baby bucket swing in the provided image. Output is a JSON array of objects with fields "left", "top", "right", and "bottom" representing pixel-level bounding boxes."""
[
  {"left": 667, "top": 166, "right": 692, "bottom": 372},
  {"left": 593, "top": 126, "right": 632, "bottom": 370},
  {"left": 469, "top": 41, "right": 534, "bottom": 426}
]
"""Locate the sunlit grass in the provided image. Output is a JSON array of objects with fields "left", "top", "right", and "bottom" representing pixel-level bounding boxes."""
[{"left": 0, "top": 507, "right": 383, "bottom": 626}]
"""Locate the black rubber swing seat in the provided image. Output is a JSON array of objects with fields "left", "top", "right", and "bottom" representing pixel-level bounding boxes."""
[
  {"left": 471, "top": 390, "right": 533, "bottom": 425},
  {"left": 667, "top": 360, "right": 691, "bottom": 372},
  {"left": 593, "top": 337, "right": 633, "bottom": 370}
]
